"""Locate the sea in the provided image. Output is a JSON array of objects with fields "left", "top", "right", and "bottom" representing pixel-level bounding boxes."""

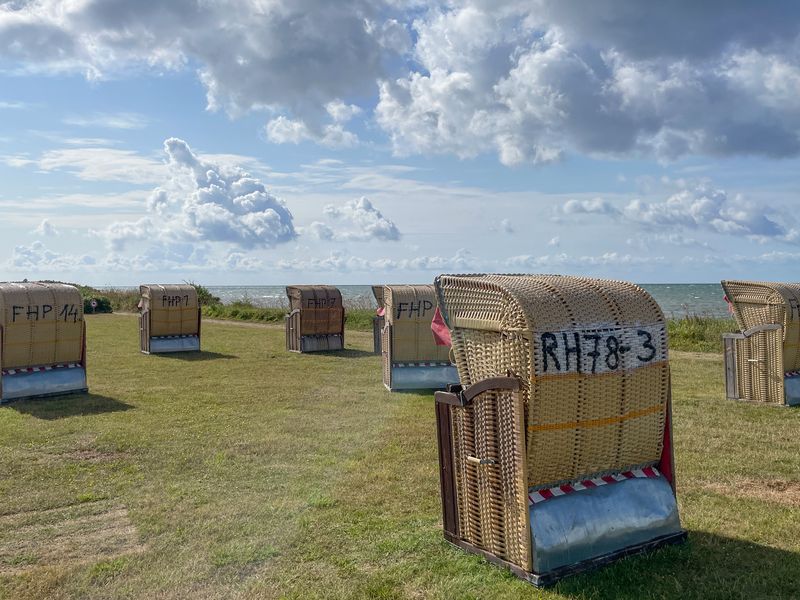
[{"left": 200, "top": 283, "right": 730, "bottom": 318}]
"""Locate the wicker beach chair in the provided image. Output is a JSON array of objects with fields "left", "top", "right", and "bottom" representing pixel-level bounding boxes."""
[
  {"left": 285, "top": 286, "right": 345, "bottom": 353},
  {"left": 139, "top": 284, "right": 201, "bottom": 354},
  {"left": 0, "top": 282, "right": 88, "bottom": 402},
  {"left": 721, "top": 280, "right": 800, "bottom": 406},
  {"left": 381, "top": 284, "right": 458, "bottom": 390},
  {"left": 433, "top": 274, "right": 685, "bottom": 585}
]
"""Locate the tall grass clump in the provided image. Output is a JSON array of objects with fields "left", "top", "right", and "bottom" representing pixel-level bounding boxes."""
[{"left": 667, "top": 312, "right": 738, "bottom": 353}]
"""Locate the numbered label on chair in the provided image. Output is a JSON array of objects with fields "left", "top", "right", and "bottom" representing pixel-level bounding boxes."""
[{"left": 534, "top": 323, "right": 666, "bottom": 376}]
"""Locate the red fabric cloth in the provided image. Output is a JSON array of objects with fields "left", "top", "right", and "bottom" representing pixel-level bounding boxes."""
[
  {"left": 723, "top": 294, "right": 734, "bottom": 315},
  {"left": 431, "top": 306, "right": 452, "bottom": 347}
]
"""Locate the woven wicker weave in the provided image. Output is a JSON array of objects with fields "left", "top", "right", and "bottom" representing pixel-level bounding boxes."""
[
  {"left": 450, "top": 387, "right": 531, "bottom": 569},
  {"left": 436, "top": 274, "right": 669, "bottom": 489},
  {"left": 0, "top": 282, "right": 84, "bottom": 370},
  {"left": 721, "top": 280, "right": 800, "bottom": 404},
  {"left": 140, "top": 284, "right": 199, "bottom": 337},
  {"left": 384, "top": 285, "right": 451, "bottom": 363},
  {"left": 285, "top": 286, "right": 344, "bottom": 336}
]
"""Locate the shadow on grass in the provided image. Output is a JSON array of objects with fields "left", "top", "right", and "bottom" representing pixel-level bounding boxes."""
[
  {"left": 293, "top": 348, "right": 381, "bottom": 359},
  {"left": 5, "top": 393, "right": 134, "bottom": 420},
  {"left": 386, "top": 388, "right": 444, "bottom": 395},
  {"left": 315, "top": 348, "right": 378, "bottom": 359},
  {"left": 155, "top": 351, "right": 238, "bottom": 361},
  {"left": 554, "top": 531, "right": 800, "bottom": 599}
]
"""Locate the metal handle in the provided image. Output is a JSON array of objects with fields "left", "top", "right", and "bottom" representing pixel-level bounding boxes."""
[
  {"left": 466, "top": 456, "right": 496, "bottom": 466},
  {"left": 434, "top": 376, "right": 521, "bottom": 407}
]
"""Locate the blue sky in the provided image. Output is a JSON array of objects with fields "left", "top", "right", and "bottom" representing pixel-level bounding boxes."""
[{"left": 1, "top": 1, "right": 799, "bottom": 285}]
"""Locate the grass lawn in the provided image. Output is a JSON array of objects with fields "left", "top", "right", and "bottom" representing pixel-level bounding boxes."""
[{"left": 0, "top": 315, "right": 799, "bottom": 599}]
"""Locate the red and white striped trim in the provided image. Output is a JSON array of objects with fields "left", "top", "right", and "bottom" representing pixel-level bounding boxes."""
[
  {"left": 393, "top": 361, "right": 452, "bottom": 368},
  {"left": 528, "top": 466, "right": 661, "bottom": 505},
  {"left": 2, "top": 363, "right": 81, "bottom": 376}
]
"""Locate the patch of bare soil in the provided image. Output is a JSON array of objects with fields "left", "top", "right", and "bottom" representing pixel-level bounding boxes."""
[
  {"left": 0, "top": 501, "right": 145, "bottom": 575},
  {"left": 59, "top": 448, "right": 129, "bottom": 462},
  {"left": 702, "top": 478, "right": 800, "bottom": 507}
]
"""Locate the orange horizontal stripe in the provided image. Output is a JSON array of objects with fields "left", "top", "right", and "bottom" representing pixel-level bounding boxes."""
[{"left": 528, "top": 403, "right": 664, "bottom": 432}]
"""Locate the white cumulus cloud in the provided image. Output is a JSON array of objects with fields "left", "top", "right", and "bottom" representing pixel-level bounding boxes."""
[
  {"left": 33, "top": 218, "right": 59, "bottom": 237},
  {"left": 2, "top": 1, "right": 799, "bottom": 163},
  {"left": 318, "top": 197, "right": 401, "bottom": 242},
  {"left": 9, "top": 241, "right": 95, "bottom": 270},
  {"left": 94, "top": 138, "right": 296, "bottom": 251},
  {"left": 559, "top": 182, "right": 795, "bottom": 243},
  {"left": 264, "top": 116, "right": 359, "bottom": 148},
  {"left": 276, "top": 248, "right": 476, "bottom": 272}
]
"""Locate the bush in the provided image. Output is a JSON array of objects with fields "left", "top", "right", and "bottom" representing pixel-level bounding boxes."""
[
  {"left": 185, "top": 281, "right": 221, "bottom": 306},
  {"left": 83, "top": 296, "right": 113, "bottom": 314},
  {"left": 345, "top": 309, "right": 375, "bottom": 332}
]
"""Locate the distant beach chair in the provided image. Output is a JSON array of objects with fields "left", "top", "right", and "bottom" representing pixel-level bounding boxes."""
[
  {"left": 284, "top": 286, "right": 344, "bottom": 353},
  {"left": 380, "top": 284, "right": 458, "bottom": 391},
  {"left": 721, "top": 280, "right": 800, "bottom": 406},
  {"left": 0, "top": 282, "right": 88, "bottom": 402},
  {"left": 139, "top": 284, "right": 201, "bottom": 354},
  {"left": 433, "top": 274, "right": 685, "bottom": 585}
]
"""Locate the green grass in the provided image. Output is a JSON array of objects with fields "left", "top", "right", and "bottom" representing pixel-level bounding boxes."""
[
  {"left": 0, "top": 315, "right": 798, "bottom": 599},
  {"left": 202, "top": 305, "right": 375, "bottom": 332}
]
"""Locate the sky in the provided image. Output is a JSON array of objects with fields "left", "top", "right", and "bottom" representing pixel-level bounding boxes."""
[{"left": 1, "top": 0, "right": 799, "bottom": 286}]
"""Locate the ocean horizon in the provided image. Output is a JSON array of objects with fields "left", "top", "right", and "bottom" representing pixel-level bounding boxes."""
[{"left": 102, "top": 282, "right": 731, "bottom": 318}]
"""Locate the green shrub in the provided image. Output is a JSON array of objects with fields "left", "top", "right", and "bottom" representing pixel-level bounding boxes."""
[
  {"left": 345, "top": 309, "right": 374, "bottom": 332},
  {"left": 185, "top": 281, "right": 221, "bottom": 306},
  {"left": 83, "top": 296, "right": 113, "bottom": 314}
]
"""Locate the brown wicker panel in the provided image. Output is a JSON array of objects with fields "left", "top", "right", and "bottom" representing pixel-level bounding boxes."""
[
  {"left": 385, "top": 285, "right": 452, "bottom": 363},
  {"left": 140, "top": 284, "right": 199, "bottom": 337},
  {"left": 0, "top": 282, "right": 84, "bottom": 369},
  {"left": 285, "top": 286, "right": 344, "bottom": 337},
  {"left": 286, "top": 285, "right": 342, "bottom": 311},
  {"left": 299, "top": 307, "right": 345, "bottom": 336},
  {"left": 450, "top": 388, "right": 530, "bottom": 570},
  {"left": 437, "top": 274, "right": 669, "bottom": 488}
]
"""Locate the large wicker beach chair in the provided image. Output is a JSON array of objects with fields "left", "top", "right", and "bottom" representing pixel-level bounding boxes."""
[
  {"left": 433, "top": 274, "right": 685, "bottom": 585},
  {"left": 721, "top": 280, "right": 800, "bottom": 406},
  {"left": 0, "top": 282, "right": 88, "bottom": 402}
]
